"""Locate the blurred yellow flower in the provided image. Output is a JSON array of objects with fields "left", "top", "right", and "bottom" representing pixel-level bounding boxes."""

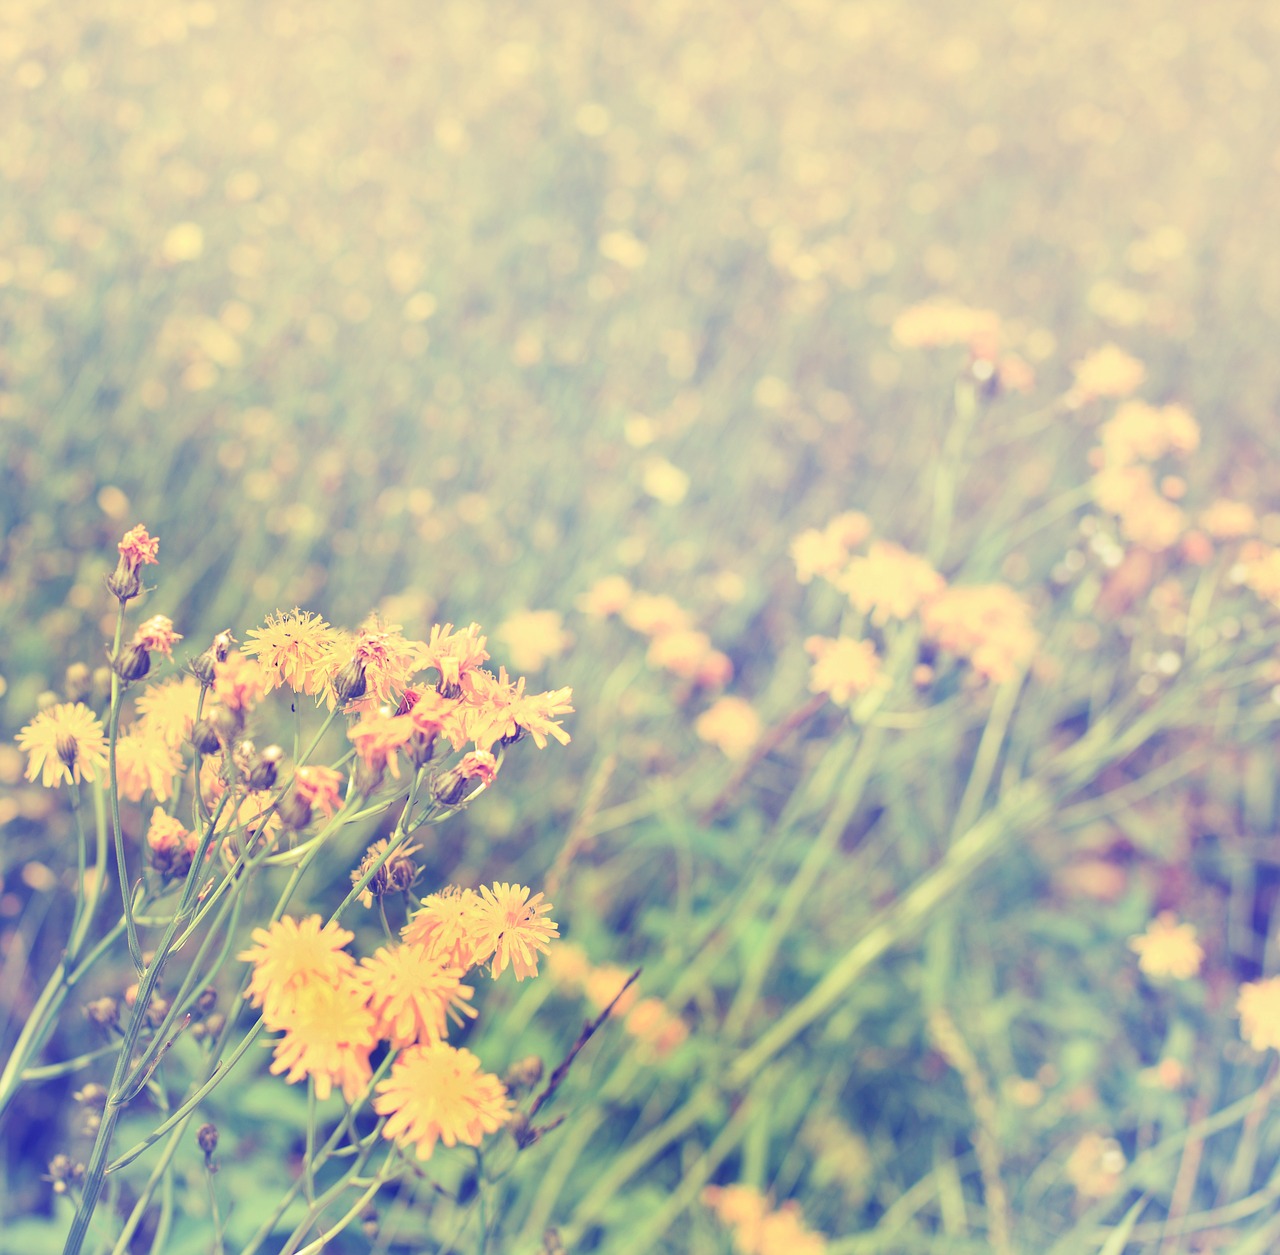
[
  {"left": 1128, "top": 912, "right": 1203, "bottom": 980},
  {"left": 703, "top": 1184, "right": 828, "bottom": 1255},
  {"left": 161, "top": 222, "right": 205, "bottom": 263},
  {"left": 1092, "top": 464, "right": 1186, "bottom": 552},
  {"left": 115, "top": 731, "right": 182, "bottom": 803},
  {"left": 919, "top": 585, "right": 1039, "bottom": 684},
  {"left": 267, "top": 976, "right": 377, "bottom": 1102},
  {"left": 1199, "top": 499, "right": 1256, "bottom": 540},
  {"left": 576, "top": 574, "right": 633, "bottom": 618},
  {"left": 622, "top": 593, "right": 693, "bottom": 637},
  {"left": 134, "top": 676, "right": 202, "bottom": 748},
  {"left": 374, "top": 1042, "right": 511, "bottom": 1160},
  {"left": 694, "top": 695, "right": 762, "bottom": 759},
  {"left": 892, "top": 300, "right": 1000, "bottom": 350},
  {"left": 1098, "top": 400, "right": 1199, "bottom": 466},
  {"left": 1065, "top": 1133, "right": 1126, "bottom": 1199},
  {"left": 16, "top": 702, "right": 108, "bottom": 789},
  {"left": 838, "top": 541, "right": 944, "bottom": 622},
  {"left": 1238, "top": 976, "right": 1280, "bottom": 1052},
  {"left": 1236, "top": 543, "right": 1280, "bottom": 608},
  {"left": 131, "top": 614, "right": 182, "bottom": 658},
  {"left": 791, "top": 511, "right": 871, "bottom": 586},
  {"left": 647, "top": 628, "right": 714, "bottom": 678},
  {"left": 641, "top": 455, "right": 691, "bottom": 505},
  {"left": 1071, "top": 344, "right": 1146, "bottom": 400},
  {"left": 495, "top": 609, "right": 572, "bottom": 672},
  {"left": 805, "top": 635, "right": 883, "bottom": 704}
]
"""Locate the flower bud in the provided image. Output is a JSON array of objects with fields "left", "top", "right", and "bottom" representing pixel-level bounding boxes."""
[
  {"left": 332, "top": 657, "right": 368, "bottom": 705},
  {"left": 406, "top": 729, "right": 437, "bottom": 768},
  {"left": 105, "top": 557, "right": 142, "bottom": 603},
  {"left": 190, "top": 650, "right": 218, "bottom": 688},
  {"left": 503, "top": 1055, "right": 544, "bottom": 1093},
  {"left": 193, "top": 987, "right": 218, "bottom": 1018},
  {"left": 248, "top": 745, "right": 284, "bottom": 791},
  {"left": 431, "top": 766, "right": 469, "bottom": 807},
  {"left": 197, "top": 1122, "right": 219, "bottom": 1172},
  {"left": 211, "top": 630, "right": 236, "bottom": 662},
  {"left": 112, "top": 643, "right": 151, "bottom": 683},
  {"left": 85, "top": 997, "right": 120, "bottom": 1030},
  {"left": 278, "top": 791, "right": 314, "bottom": 832},
  {"left": 190, "top": 719, "right": 222, "bottom": 755}
]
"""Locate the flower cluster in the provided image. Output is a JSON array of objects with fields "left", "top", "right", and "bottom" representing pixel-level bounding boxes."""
[
  {"left": 547, "top": 943, "right": 688, "bottom": 1058},
  {"left": 1129, "top": 913, "right": 1204, "bottom": 981},
  {"left": 702, "top": 1184, "right": 827, "bottom": 1255}
]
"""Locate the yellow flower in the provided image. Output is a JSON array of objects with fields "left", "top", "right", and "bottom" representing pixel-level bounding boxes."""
[
  {"left": 293, "top": 765, "right": 345, "bottom": 818},
  {"left": 1092, "top": 465, "right": 1186, "bottom": 552},
  {"left": 242, "top": 608, "right": 344, "bottom": 699},
  {"left": 115, "top": 731, "right": 183, "bottom": 803},
  {"left": 1199, "top": 499, "right": 1256, "bottom": 540},
  {"left": 837, "top": 541, "right": 944, "bottom": 622},
  {"left": 1238, "top": 976, "right": 1280, "bottom": 1052},
  {"left": 1236, "top": 543, "right": 1280, "bottom": 608},
  {"left": 621, "top": 592, "right": 693, "bottom": 637},
  {"left": 892, "top": 300, "right": 1000, "bottom": 350},
  {"left": 374, "top": 1042, "right": 511, "bottom": 1160},
  {"left": 342, "top": 615, "right": 423, "bottom": 710},
  {"left": 359, "top": 943, "right": 476, "bottom": 1048},
  {"left": 470, "top": 882, "right": 558, "bottom": 980},
  {"left": 576, "top": 574, "right": 633, "bottom": 618},
  {"left": 402, "top": 888, "right": 485, "bottom": 969},
  {"left": 703, "top": 1185, "right": 828, "bottom": 1255},
  {"left": 238, "top": 916, "right": 358, "bottom": 1027},
  {"left": 212, "top": 651, "right": 271, "bottom": 713},
  {"left": 16, "top": 703, "right": 108, "bottom": 788},
  {"left": 419, "top": 622, "right": 490, "bottom": 695},
  {"left": 1129, "top": 912, "right": 1203, "bottom": 980},
  {"left": 495, "top": 609, "right": 572, "bottom": 673},
  {"left": 647, "top": 628, "right": 714, "bottom": 679},
  {"left": 348, "top": 713, "right": 414, "bottom": 779},
  {"left": 791, "top": 512, "right": 871, "bottom": 586},
  {"left": 1071, "top": 344, "right": 1146, "bottom": 400},
  {"left": 919, "top": 585, "right": 1039, "bottom": 684},
  {"left": 145, "top": 806, "right": 194, "bottom": 858},
  {"left": 805, "top": 636, "right": 884, "bottom": 704},
  {"left": 268, "top": 976, "right": 378, "bottom": 1102},
  {"left": 1098, "top": 400, "right": 1199, "bottom": 466},
  {"left": 134, "top": 676, "right": 202, "bottom": 748},
  {"left": 694, "top": 695, "right": 762, "bottom": 759}
]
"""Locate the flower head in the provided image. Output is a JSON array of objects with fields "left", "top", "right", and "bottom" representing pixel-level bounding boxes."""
[
  {"left": 348, "top": 713, "right": 413, "bottom": 779},
  {"left": 1071, "top": 344, "right": 1146, "bottom": 401},
  {"left": 919, "top": 585, "right": 1039, "bottom": 685},
  {"left": 420, "top": 623, "right": 489, "bottom": 696},
  {"left": 212, "top": 651, "right": 271, "bottom": 713},
  {"left": 470, "top": 883, "right": 558, "bottom": 981},
  {"left": 1238, "top": 977, "right": 1280, "bottom": 1052},
  {"left": 360, "top": 943, "right": 477, "bottom": 1048},
  {"left": 17, "top": 703, "right": 108, "bottom": 788},
  {"left": 1129, "top": 913, "right": 1203, "bottom": 981},
  {"left": 340, "top": 615, "right": 422, "bottom": 710},
  {"left": 805, "top": 636, "right": 884, "bottom": 705},
  {"left": 374, "top": 1043, "right": 511, "bottom": 1159},
  {"left": 242, "top": 609, "right": 344, "bottom": 699},
  {"left": 838, "top": 542, "right": 945, "bottom": 622},
  {"left": 115, "top": 731, "right": 183, "bottom": 803},
  {"left": 495, "top": 609, "right": 572, "bottom": 673},
  {"left": 1098, "top": 400, "right": 1200, "bottom": 466},
  {"left": 402, "top": 889, "right": 485, "bottom": 969},
  {"left": 294, "top": 765, "right": 345, "bottom": 818},
  {"left": 268, "top": 976, "right": 378, "bottom": 1101},
  {"left": 131, "top": 615, "right": 182, "bottom": 659},
  {"left": 118, "top": 525, "right": 160, "bottom": 570},
  {"left": 694, "top": 696, "right": 762, "bottom": 759},
  {"left": 238, "top": 916, "right": 358, "bottom": 1026},
  {"left": 621, "top": 593, "right": 692, "bottom": 637},
  {"left": 892, "top": 300, "right": 1000, "bottom": 351},
  {"left": 647, "top": 629, "right": 714, "bottom": 679},
  {"left": 134, "top": 676, "right": 202, "bottom": 748},
  {"left": 576, "top": 575, "right": 633, "bottom": 618}
]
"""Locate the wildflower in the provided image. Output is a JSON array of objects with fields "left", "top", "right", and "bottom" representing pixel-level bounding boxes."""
[
  {"left": 117, "top": 524, "right": 160, "bottom": 570},
  {"left": 891, "top": 300, "right": 1001, "bottom": 350},
  {"left": 919, "top": 585, "right": 1039, "bottom": 684},
  {"left": 546, "top": 941, "right": 592, "bottom": 989},
  {"left": 131, "top": 615, "right": 182, "bottom": 659},
  {"left": 242, "top": 609, "right": 344, "bottom": 699},
  {"left": 294, "top": 765, "right": 345, "bottom": 818},
  {"left": 134, "top": 676, "right": 202, "bottom": 748},
  {"left": 694, "top": 696, "right": 762, "bottom": 759},
  {"left": 239, "top": 916, "right": 358, "bottom": 1026},
  {"left": 470, "top": 883, "right": 559, "bottom": 980},
  {"left": 583, "top": 965, "right": 641, "bottom": 1016},
  {"left": 466, "top": 673, "right": 573, "bottom": 751},
  {"left": 374, "top": 1043, "right": 511, "bottom": 1159},
  {"left": 625, "top": 998, "right": 689, "bottom": 1057},
  {"left": 791, "top": 529, "right": 850, "bottom": 586},
  {"left": 145, "top": 806, "right": 196, "bottom": 860},
  {"left": 703, "top": 1185, "right": 828, "bottom": 1255},
  {"left": 268, "top": 976, "right": 378, "bottom": 1102},
  {"left": 402, "top": 888, "right": 484, "bottom": 969},
  {"left": 360, "top": 943, "right": 477, "bottom": 1047},
  {"left": 805, "top": 636, "right": 884, "bottom": 704},
  {"left": 1098, "top": 400, "right": 1200, "bottom": 466},
  {"left": 621, "top": 593, "right": 693, "bottom": 637},
  {"left": 115, "top": 731, "right": 183, "bottom": 803},
  {"left": 211, "top": 651, "right": 271, "bottom": 713},
  {"left": 420, "top": 622, "right": 489, "bottom": 696},
  {"left": 1129, "top": 912, "right": 1203, "bottom": 980},
  {"left": 352, "top": 838, "right": 422, "bottom": 907},
  {"left": 838, "top": 542, "right": 945, "bottom": 622},
  {"left": 1064, "top": 1133, "right": 1126, "bottom": 1199},
  {"left": 348, "top": 713, "right": 413, "bottom": 779},
  {"left": 508, "top": 685, "right": 575, "bottom": 749},
  {"left": 694, "top": 649, "right": 734, "bottom": 688},
  {"left": 576, "top": 575, "right": 633, "bottom": 618},
  {"left": 1070, "top": 344, "right": 1146, "bottom": 400},
  {"left": 647, "top": 629, "right": 714, "bottom": 679},
  {"left": 17, "top": 703, "right": 108, "bottom": 788},
  {"left": 1093, "top": 465, "right": 1186, "bottom": 552},
  {"left": 1200, "top": 499, "right": 1256, "bottom": 540},
  {"left": 1236, "top": 543, "right": 1280, "bottom": 609},
  {"left": 405, "top": 687, "right": 467, "bottom": 756},
  {"left": 339, "top": 615, "right": 422, "bottom": 710},
  {"left": 1238, "top": 976, "right": 1280, "bottom": 1052},
  {"left": 495, "top": 609, "right": 572, "bottom": 672}
]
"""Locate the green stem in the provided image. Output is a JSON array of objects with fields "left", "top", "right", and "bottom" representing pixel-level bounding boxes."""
[{"left": 107, "top": 603, "right": 145, "bottom": 975}]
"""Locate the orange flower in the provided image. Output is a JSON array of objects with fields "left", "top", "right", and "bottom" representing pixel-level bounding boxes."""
[
  {"left": 212, "top": 651, "right": 271, "bottom": 713},
  {"left": 495, "top": 609, "right": 572, "bottom": 672},
  {"left": 134, "top": 676, "right": 202, "bottom": 748},
  {"left": 1199, "top": 499, "right": 1256, "bottom": 540},
  {"left": 703, "top": 1185, "right": 828, "bottom": 1255},
  {"left": 1129, "top": 912, "right": 1203, "bottom": 981},
  {"left": 16, "top": 703, "right": 108, "bottom": 789},
  {"left": 348, "top": 713, "right": 413, "bottom": 779},
  {"left": 420, "top": 622, "right": 489, "bottom": 695},
  {"left": 646, "top": 629, "right": 714, "bottom": 679},
  {"left": 401, "top": 888, "right": 484, "bottom": 969},
  {"left": 621, "top": 593, "right": 692, "bottom": 637},
  {"left": 470, "top": 883, "right": 558, "bottom": 980},
  {"left": 118, "top": 524, "right": 160, "bottom": 570},
  {"left": 374, "top": 1043, "right": 511, "bottom": 1159},
  {"left": 115, "top": 731, "right": 183, "bottom": 802},
  {"left": 838, "top": 542, "right": 944, "bottom": 622},
  {"left": 1098, "top": 400, "right": 1199, "bottom": 466},
  {"left": 1071, "top": 344, "right": 1146, "bottom": 400},
  {"left": 919, "top": 585, "right": 1039, "bottom": 684},
  {"left": 145, "top": 806, "right": 197, "bottom": 859},
  {"left": 805, "top": 636, "right": 883, "bottom": 704},
  {"left": 342, "top": 614, "right": 422, "bottom": 710},
  {"left": 294, "top": 765, "right": 345, "bottom": 817},
  {"left": 576, "top": 574, "right": 633, "bottom": 618},
  {"left": 1238, "top": 977, "right": 1280, "bottom": 1052},
  {"left": 583, "top": 965, "right": 641, "bottom": 1016},
  {"left": 694, "top": 696, "right": 762, "bottom": 759},
  {"left": 625, "top": 997, "right": 689, "bottom": 1057},
  {"left": 790, "top": 512, "right": 871, "bottom": 585},
  {"left": 131, "top": 615, "right": 182, "bottom": 659},
  {"left": 360, "top": 943, "right": 476, "bottom": 1048},
  {"left": 239, "top": 916, "right": 358, "bottom": 1026},
  {"left": 268, "top": 976, "right": 378, "bottom": 1102},
  {"left": 242, "top": 609, "right": 344, "bottom": 700}
]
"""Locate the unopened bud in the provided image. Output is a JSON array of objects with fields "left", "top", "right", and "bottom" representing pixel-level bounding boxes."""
[
  {"left": 197, "top": 1122, "right": 219, "bottom": 1172},
  {"left": 278, "top": 791, "right": 314, "bottom": 831},
  {"left": 503, "top": 1056, "right": 544, "bottom": 1093},
  {"left": 193, "top": 987, "right": 218, "bottom": 1018},
  {"left": 85, "top": 997, "right": 119, "bottom": 1030},
  {"left": 190, "top": 719, "right": 222, "bottom": 755},
  {"left": 105, "top": 557, "right": 142, "bottom": 603},
  {"left": 211, "top": 630, "right": 236, "bottom": 662},
  {"left": 36, "top": 689, "right": 59, "bottom": 712},
  {"left": 64, "top": 663, "right": 92, "bottom": 702},
  {"left": 432, "top": 767, "right": 469, "bottom": 807},
  {"left": 248, "top": 745, "right": 284, "bottom": 791},
  {"left": 406, "top": 729, "right": 437, "bottom": 768},
  {"left": 190, "top": 650, "right": 218, "bottom": 688},
  {"left": 333, "top": 658, "right": 368, "bottom": 705},
  {"left": 112, "top": 643, "right": 151, "bottom": 683},
  {"left": 353, "top": 755, "right": 385, "bottom": 795}
]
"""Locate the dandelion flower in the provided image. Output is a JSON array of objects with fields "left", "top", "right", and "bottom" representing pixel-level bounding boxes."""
[
  {"left": 647, "top": 629, "right": 714, "bottom": 679},
  {"left": 402, "top": 888, "right": 485, "bottom": 969},
  {"left": 805, "top": 636, "right": 884, "bottom": 704},
  {"left": 16, "top": 703, "right": 108, "bottom": 788},
  {"left": 791, "top": 528, "right": 850, "bottom": 586},
  {"left": 1071, "top": 344, "right": 1146, "bottom": 400},
  {"left": 919, "top": 585, "right": 1039, "bottom": 684},
  {"left": 340, "top": 615, "right": 422, "bottom": 710},
  {"left": 115, "top": 731, "right": 183, "bottom": 803},
  {"left": 348, "top": 713, "right": 413, "bottom": 779},
  {"left": 239, "top": 916, "right": 358, "bottom": 1026},
  {"left": 134, "top": 676, "right": 202, "bottom": 748},
  {"left": 360, "top": 943, "right": 477, "bottom": 1048},
  {"left": 495, "top": 609, "right": 572, "bottom": 673},
  {"left": 1129, "top": 913, "right": 1203, "bottom": 980},
  {"left": 838, "top": 542, "right": 944, "bottom": 622},
  {"left": 470, "top": 882, "right": 559, "bottom": 981},
  {"left": 374, "top": 1043, "right": 511, "bottom": 1159},
  {"left": 1238, "top": 977, "right": 1280, "bottom": 1052},
  {"left": 117, "top": 524, "right": 160, "bottom": 570},
  {"left": 242, "top": 609, "right": 343, "bottom": 699},
  {"left": 131, "top": 615, "right": 182, "bottom": 658},
  {"left": 212, "top": 651, "right": 271, "bottom": 713},
  {"left": 268, "top": 977, "right": 377, "bottom": 1102},
  {"left": 420, "top": 622, "right": 489, "bottom": 695},
  {"left": 694, "top": 696, "right": 762, "bottom": 759},
  {"left": 892, "top": 300, "right": 1001, "bottom": 350}
]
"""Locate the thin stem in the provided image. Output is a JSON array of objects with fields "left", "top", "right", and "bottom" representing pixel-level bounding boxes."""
[{"left": 106, "top": 601, "right": 144, "bottom": 976}]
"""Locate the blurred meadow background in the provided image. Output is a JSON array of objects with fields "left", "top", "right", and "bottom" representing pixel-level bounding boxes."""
[{"left": 5, "top": 0, "right": 1280, "bottom": 1251}]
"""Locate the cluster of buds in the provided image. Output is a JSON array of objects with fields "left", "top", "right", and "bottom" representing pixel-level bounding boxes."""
[
  {"left": 44, "top": 1154, "right": 86, "bottom": 1195},
  {"left": 351, "top": 838, "right": 422, "bottom": 907}
]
